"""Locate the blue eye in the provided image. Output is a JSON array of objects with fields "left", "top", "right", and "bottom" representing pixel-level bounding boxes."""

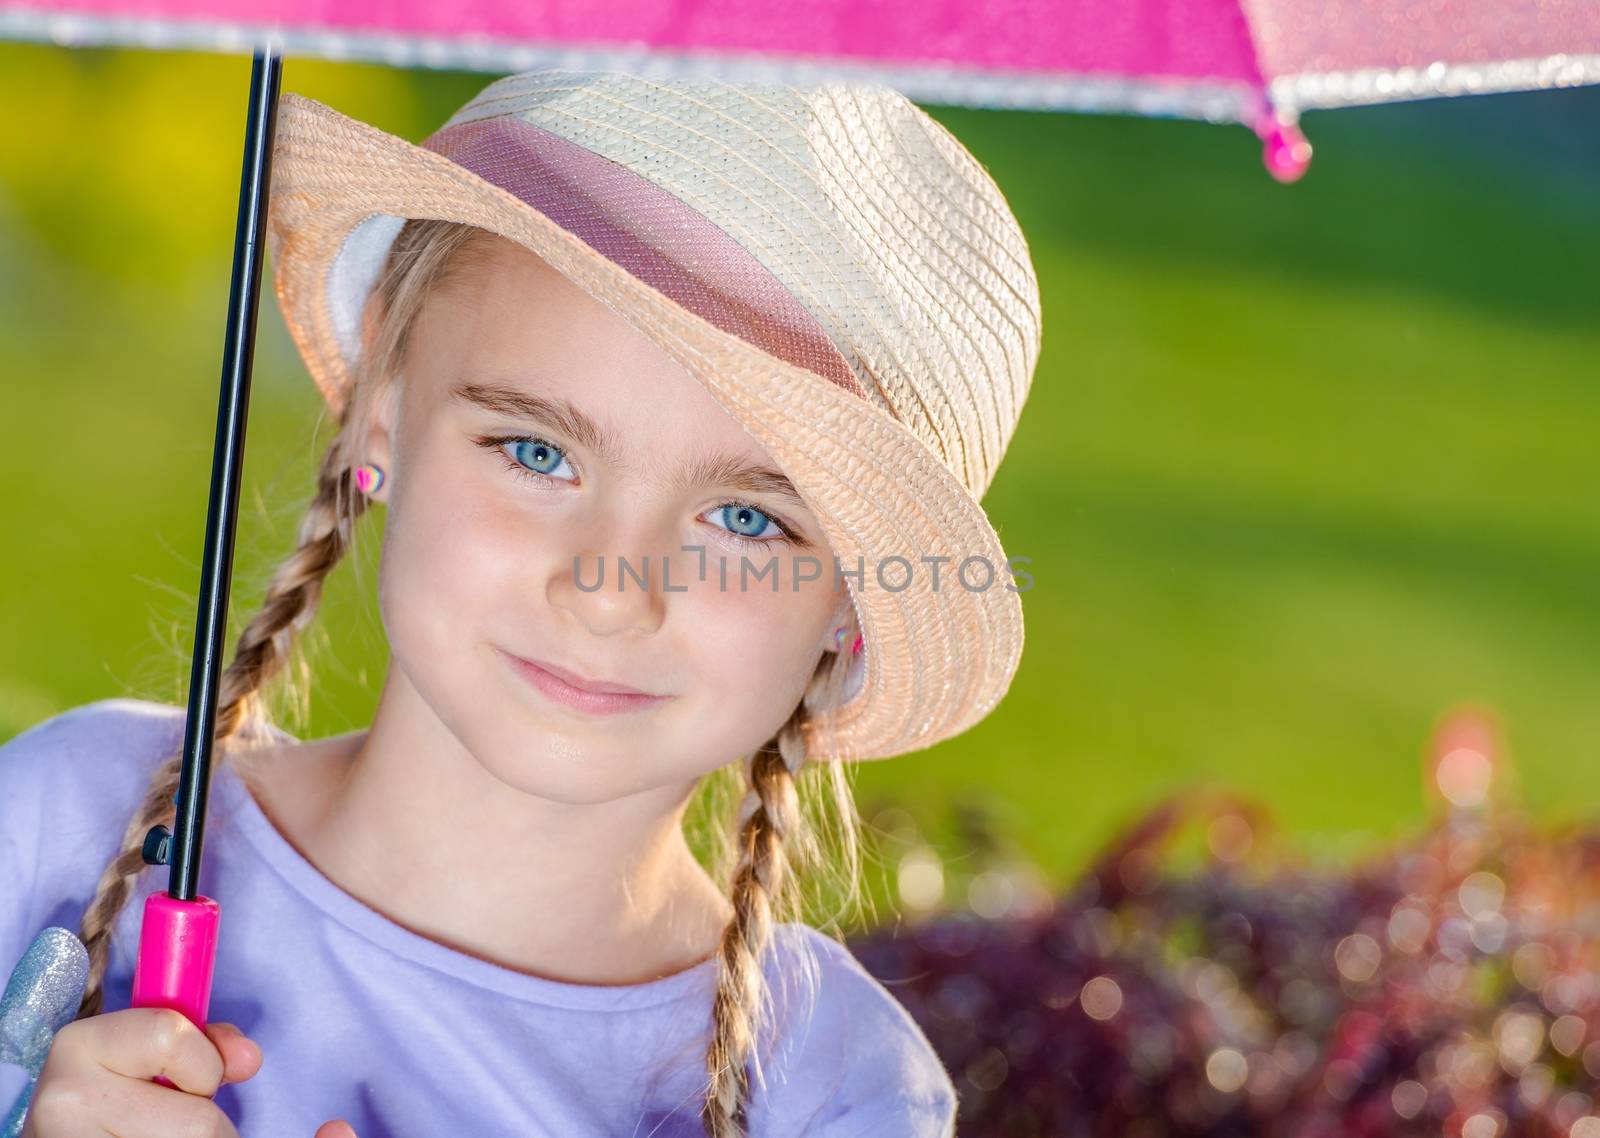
[
  {"left": 503, "top": 437, "right": 574, "bottom": 481},
  {"left": 722, "top": 505, "right": 769, "bottom": 537},
  {"left": 715, "top": 504, "right": 778, "bottom": 541}
]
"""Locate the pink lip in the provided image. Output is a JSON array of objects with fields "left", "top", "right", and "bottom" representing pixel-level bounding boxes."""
[{"left": 500, "top": 650, "right": 669, "bottom": 715}]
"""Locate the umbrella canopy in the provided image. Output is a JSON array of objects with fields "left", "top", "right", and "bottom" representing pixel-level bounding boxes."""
[{"left": 3, "top": 0, "right": 1599, "bottom": 180}]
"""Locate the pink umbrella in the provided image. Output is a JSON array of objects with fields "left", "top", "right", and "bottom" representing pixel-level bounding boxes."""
[{"left": 3, "top": 0, "right": 1599, "bottom": 180}]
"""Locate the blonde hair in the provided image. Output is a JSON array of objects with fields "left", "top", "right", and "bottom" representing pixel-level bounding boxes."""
[{"left": 75, "top": 218, "right": 866, "bottom": 1138}]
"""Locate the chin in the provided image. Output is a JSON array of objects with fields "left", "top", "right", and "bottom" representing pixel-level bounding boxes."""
[{"left": 468, "top": 721, "right": 692, "bottom": 806}]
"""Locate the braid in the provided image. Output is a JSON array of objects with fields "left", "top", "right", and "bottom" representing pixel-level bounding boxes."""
[
  {"left": 701, "top": 639, "right": 862, "bottom": 1137},
  {"left": 73, "top": 216, "right": 485, "bottom": 1019},
  {"left": 702, "top": 715, "right": 805, "bottom": 1137},
  {"left": 74, "top": 441, "right": 365, "bottom": 1018}
]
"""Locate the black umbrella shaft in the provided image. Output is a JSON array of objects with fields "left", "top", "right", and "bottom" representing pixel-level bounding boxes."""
[{"left": 170, "top": 46, "right": 282, "bottom": 901}]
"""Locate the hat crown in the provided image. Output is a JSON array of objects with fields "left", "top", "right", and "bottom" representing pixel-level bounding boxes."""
[{"left": 435, "top": 69, "right": 1041, "bottom": 500}]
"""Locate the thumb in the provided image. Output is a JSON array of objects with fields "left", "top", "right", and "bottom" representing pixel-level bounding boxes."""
[
  {"left": 315, "top": 1122, "right": 359, "bottom": 1138},
  {"left": 204, "top": 1022, "right": 263, "bottom": 1087}
]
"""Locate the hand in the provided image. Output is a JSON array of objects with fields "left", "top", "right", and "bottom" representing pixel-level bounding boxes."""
[
  {"left": 21, "top": 1007, "right": 261, "bottom": 1137},
  {"left": 315, "top": 1123, "right": 360, "bottom": 1138}
]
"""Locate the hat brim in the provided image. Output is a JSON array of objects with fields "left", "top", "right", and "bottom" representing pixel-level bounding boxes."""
[{"left": 265, "top": 92, "right": 1023, "bottom": 762}]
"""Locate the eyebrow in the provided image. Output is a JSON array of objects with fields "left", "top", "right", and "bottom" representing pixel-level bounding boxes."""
[{"left": 451, "top": 382, "right": 810, "bottom": 508}]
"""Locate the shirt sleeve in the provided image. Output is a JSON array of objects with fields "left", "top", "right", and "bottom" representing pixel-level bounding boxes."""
[
  {"left": 0, "top": 699, "right": 187, "bottom": 978},
  {"left": 0, "top": 705, "right": 97, "bottom": 1116},
  {"left": 760, "top": 928, "right": 960, "bottom": 1138},
  {"left": 804, "top": 1017, "right": 958, "bottom": 1138},
  {"left": 1, "top": 707, "right": 70, "bottom": 981},
  {"left": 0, "top": 700, "right": 182, "bottom": 1118}
]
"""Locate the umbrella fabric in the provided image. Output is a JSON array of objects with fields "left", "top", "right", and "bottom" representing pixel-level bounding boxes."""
[
  {"left": 3, "top": 0, "right": 1596, "bottom": 123},
  {"left": 1250, "top": 0, "right": 1600, "bottom": 113}
]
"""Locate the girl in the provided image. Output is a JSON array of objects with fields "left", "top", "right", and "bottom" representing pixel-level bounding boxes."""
[{"left": 1, "top": 67, "right": 1041, "bottom": 1137}]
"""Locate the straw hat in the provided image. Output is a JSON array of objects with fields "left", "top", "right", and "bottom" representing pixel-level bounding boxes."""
[{"left": 265, "top": 69, "right": 1042, "bottom": 763}]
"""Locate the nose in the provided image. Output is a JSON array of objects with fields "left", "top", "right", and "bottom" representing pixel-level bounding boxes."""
[{"left": 547, "top": 538, "right": 670, "bottom": 639}]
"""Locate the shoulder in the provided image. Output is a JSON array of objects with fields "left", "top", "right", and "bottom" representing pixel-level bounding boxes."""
[
  {"left": 0, "top": 697, "right": 186, "bottom": 811},
  {"left": 0, "top": 699, "right": 187, "bottom": 957},
  {"left": 756, "top": 924, "right": 957, "bottom": 1137}
]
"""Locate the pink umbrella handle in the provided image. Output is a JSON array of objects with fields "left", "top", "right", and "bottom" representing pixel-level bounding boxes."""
[
  {"left": 1253, "top": 107, "right": 1313, "bottom": 183},
  {"left": 131, "top": 892, "right": 221, "bottom": 1089}
]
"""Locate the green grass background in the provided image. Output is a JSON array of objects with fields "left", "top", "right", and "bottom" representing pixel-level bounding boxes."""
[{"left": 2, "top": 44, "right": 1596, "bottom": 903}]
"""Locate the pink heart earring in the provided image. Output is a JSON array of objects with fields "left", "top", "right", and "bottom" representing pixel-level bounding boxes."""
[
  {"left": 353, "top": 463, "right": 385, "bottom": 495},
  {"left": 832, "top": 625, "right": 863, "bottom": 657}
]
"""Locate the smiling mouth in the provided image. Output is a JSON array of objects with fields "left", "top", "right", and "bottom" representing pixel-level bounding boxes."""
[{"left": 498, "top": 649, "right": 670, "bottom": 715}]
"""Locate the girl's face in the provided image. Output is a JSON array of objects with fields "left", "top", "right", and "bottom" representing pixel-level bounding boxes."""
[{"left": 363, "top": 233, "right": 851, "bottom": 805}]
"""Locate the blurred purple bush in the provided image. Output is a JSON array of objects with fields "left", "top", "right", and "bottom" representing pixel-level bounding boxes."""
[{"left": 847, "top": 706, "right": 1600, "bottom": 1138}]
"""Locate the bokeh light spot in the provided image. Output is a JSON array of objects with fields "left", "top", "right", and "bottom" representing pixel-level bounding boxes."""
[
  {"left": 1335, "top": 933, "right": 1381, "bottom": 982},
  {"left": 1080, "top": 975, "right": 1123, "bottom": 1021},
  {"left": 1392, "top": 1079, "right": 1428, "bottom": 1119},
  {"left": 897, "top": 845, "right": 944, "bottom": 911},
  {"left": 1206, "top": 1048, "right": 1248, "bottom": 1093},
  {"left": 1437, "top": 746, "right": 1492, "bottom": 806}
]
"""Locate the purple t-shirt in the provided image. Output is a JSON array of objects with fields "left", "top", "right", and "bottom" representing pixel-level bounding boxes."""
[{"left": 0, "top": 699, "right": 957, "bottom": 1136}]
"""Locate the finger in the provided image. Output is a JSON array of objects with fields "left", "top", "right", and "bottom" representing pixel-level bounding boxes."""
[
  {"left": 205, "top": 1023, "right": 263, "bottom": 1087},
  {"left": 315, "top": 1122, "right": 359, "bottom": 1138},
  {"left": 76, "top": 1007, "right": 225, "bottom": 1097},
  {"left": 118, "top": 1076, "right": 244, "bottom": 1138},
  {"left": 28, "top": 1069, "right": 241, "bottom": 1138}
]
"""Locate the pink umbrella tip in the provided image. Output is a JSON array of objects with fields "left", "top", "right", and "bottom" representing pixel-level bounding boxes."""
[{"left": 1256, "top": 114, "right": 1313, "bottom": 183}]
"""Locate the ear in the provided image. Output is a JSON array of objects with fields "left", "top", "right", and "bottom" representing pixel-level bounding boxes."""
[
  {"left": 359, "top": 385, "right": 400, "bottom": 504},
  {"left": 821, "top": 591, "right": 858, "bottom": 654}
]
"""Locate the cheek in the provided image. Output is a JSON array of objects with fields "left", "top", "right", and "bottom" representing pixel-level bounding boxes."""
[
  {"left": 376, "top": 446, "right": 534, "bottom": 655},
  {"left": 683, "top": 552, "right": 836, "bottom": 725}
]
